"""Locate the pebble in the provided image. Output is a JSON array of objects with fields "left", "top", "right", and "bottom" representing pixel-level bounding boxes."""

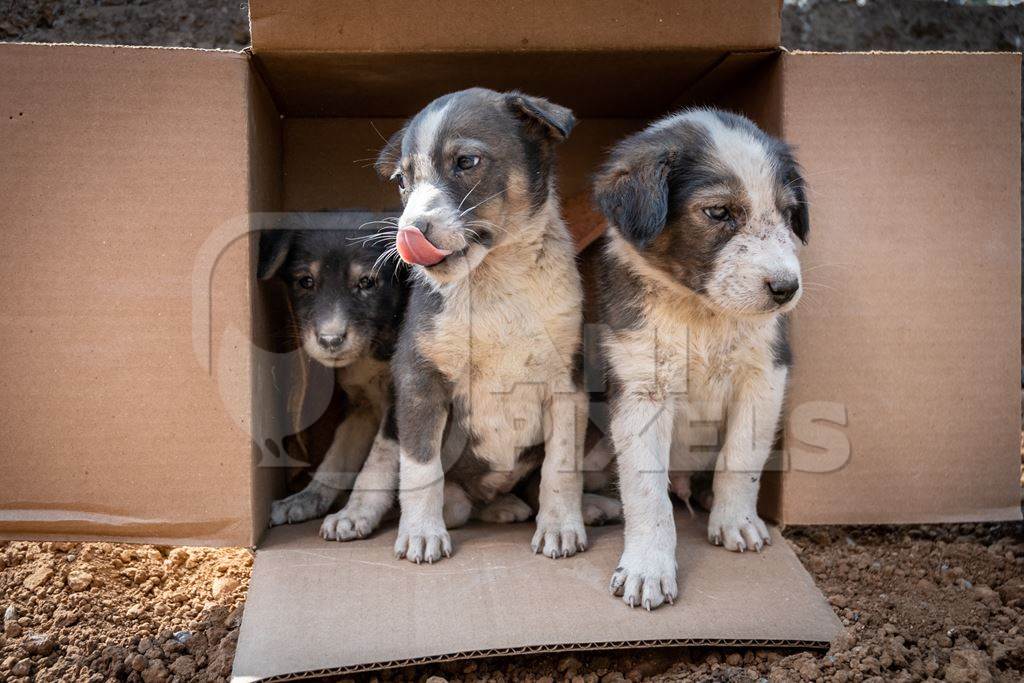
[
  {"left": 828, "top": 594, "right": 849, "bottom": 608},
  {"left": 167, "top": 548, "right": 190, "bottom": 567},
  {"left": 169, "top": 655, "right": 197, "bottom": 679},
  {"left": 67, "top": 570, "right": 93, "bottom": 592},
  {"left": 22, "top": 564, "right": 54, "bottom": 590},
  {"left": 126, "top": 653, "right": 146, "bottom": 672},
  {"left": 22, "top": 633, "right": 55, "bottom": 656},
  {"left": 3, "top": 606, "right": 16, "bottom": 623},
  {"left": 211, "top": 576, "right": 239, "bottom": 599},
  {"left": 558, "top": 656, "right": 583, "bottom": 672},
  {"left": 4, "top": 621, "right": 21, "bottom": 638},
  {"left": 11, "top": 658, "right": 31, "bottom": 677},
  {"left": 943, "top": 648, "right": 993, "bottom": 683}
]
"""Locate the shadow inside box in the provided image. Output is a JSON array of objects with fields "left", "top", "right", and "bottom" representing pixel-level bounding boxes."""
[{"left": 234, "top": 507, "right": 841, "bottom": 681}]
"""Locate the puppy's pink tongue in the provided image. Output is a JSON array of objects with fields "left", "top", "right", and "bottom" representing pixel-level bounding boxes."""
[{"left": 396, "top": 227, "right": 451, "bottom": 266}]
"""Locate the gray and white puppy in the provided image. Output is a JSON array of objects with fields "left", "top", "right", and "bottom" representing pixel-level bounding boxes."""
[
  {"left": 593, "top": 108, "right": 809, "bottom": 609},
  {"left": 376, "top": 88, "right": 594, "bottom": 564}
]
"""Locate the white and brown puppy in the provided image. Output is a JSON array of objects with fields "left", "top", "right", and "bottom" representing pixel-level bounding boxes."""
[
  {"left": 594, "top": 108, "right": 808, "bottom": 609},
  {"left": 376, "top": 88, "right": 593, "bottom": 564}
]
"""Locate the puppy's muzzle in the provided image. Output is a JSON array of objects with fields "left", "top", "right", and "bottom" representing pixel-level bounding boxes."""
[{"left": 766, "top": 276, "right": 800, "bottom": 305}]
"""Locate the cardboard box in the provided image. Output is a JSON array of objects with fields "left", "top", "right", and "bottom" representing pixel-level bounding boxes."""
[{"left": 0, "top": 0, "right": 1019, "bottom": 678}]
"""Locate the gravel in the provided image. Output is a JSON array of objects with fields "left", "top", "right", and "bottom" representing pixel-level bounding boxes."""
[{"left": 0, "top": 541, "right": 249, "bottom": 681}]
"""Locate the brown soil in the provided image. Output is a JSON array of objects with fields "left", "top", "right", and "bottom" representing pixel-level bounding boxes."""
[
  {"left": 2, "top": 519, "right": 1022, "bottom": 682},
  {"left": 0, "top": 542, "right": 250, "bottom": 681}
]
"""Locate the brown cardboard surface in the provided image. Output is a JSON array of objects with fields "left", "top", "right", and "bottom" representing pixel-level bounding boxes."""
[
  {"left": 0, "top": 43, "right": 259, "bottom": 546},
  {"left": 778, "top": 52, "right": 1022, "bottom": 524},
  {"left": 247, "top": 56, "right": 287, "bottom": 542},
  {"left": 233, "top": 510, "right": 841, "bottom": 681},
  {"left": 249, "top": 0, "right": 782, "bottom": 55},
  {"left": 281, "top": 118, "right": 642, "bottom": 213},
  {"left": 253, "top": 50, "right": 731, "bottom": 119},
  {"left": 248, "top": 0, "right": 781, "bottom": 117}
]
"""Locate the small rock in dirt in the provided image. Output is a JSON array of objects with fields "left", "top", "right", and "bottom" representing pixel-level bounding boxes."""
[
  {"left": 829, "top": 594, "right": 849, "bottom": 608},
  {"left": 169, "top": 654, "right": 197, "bottom": 679},
  {"left": 725, "top": 653, "right": 743, "bottom": 666},
  {"left": 2, "top": 606, "right": 16, "bottom": 623},
  {"left": 127, "top": 653, "right": 146, "bottom": 672},
  {"left": 172, "top": 630, "right": 192, "bottom": 644},
  {"left": 798, "top": 659, "right": 821, "bottom": 680},
  {"left": 559, "top": 656, "right": 583, "bottom": 672},
  {"left": 67, "top": 570, "right": 93, "bottom": 592},
  {"left": 997, "top": 579, "right": 1024, "bottom": 606},
  {"left": 211, "top": 576, "right": 239, "bottom": 599},
  {"left": 167, "top": 548, "right": 190, "bottom": 567},
  {"left": 142, "top": 662, "right": 170, "bottom": 683},
  {"left": 11, "top": 658, "right": 31, "bottom": 677},
  {"left": 944, "top": 648, "right": 993, "bottom": 683},
  {"left": 22, "top": 564, "right": 54, "bottom": 590},
  {"left": 21, "top": 632, "right": 55, "bottom": 656},
  {"left": 4, "top": 621, "right": 21, "bottom": 638}
]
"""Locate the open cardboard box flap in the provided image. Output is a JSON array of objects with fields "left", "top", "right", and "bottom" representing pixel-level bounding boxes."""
[{"left": 232, "top": 511, "right": 842, "bottom": 681}]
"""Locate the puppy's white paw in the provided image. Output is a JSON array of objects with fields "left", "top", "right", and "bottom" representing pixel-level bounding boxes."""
[
  {"left": 320, "top": 506, "right": 376, "bottom": 541},
  {"left": 707, "top": 505, "right": 771, "bottom": 552},
  {"left": 394, "top": 522, "right": 452, "bottom": 564},
  {"left": 531, "top": 513, "right": 588, "bottom": 559},
  {"left": 476, "top": 494, "right": 533, "bottom": 524},
  {"left": 609, "top": 548, "right": 678, "bottom": 610},
  {"left": 582, "top": 493, "right": 622, "bottom": 526},
  {"left": 269, "top": 488, "right": 332, "bottom": 527}
]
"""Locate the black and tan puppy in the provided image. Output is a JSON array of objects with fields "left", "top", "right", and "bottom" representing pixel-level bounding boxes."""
[
  {"left": 594, "top": 108, "right": 809, "bottom": 609},
  {"left": 259, "top": 212, "right": 408, "bottom": 541},
  {"left": 375, "top": 88, "right": 601, "bottom": 564}
]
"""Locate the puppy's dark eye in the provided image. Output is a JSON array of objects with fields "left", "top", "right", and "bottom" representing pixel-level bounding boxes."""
[
  {"left": 704, "top": 206, "right": 732, "bottom": 223},
  {"left": 298, "top": 275, "right": 315, "bottom": 290},
  {"left": 456, "top": 155, "right": 480, "bottom": 171},
  {"left": 392, "top": 172, "right": 406, "bottom": 191},
  {"left": 357, "top": 275, "right": 376, "bottom": 291}
]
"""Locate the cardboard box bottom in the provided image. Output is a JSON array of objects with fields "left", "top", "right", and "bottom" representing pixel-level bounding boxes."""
[{"left": 232, "top": 509, "right": 841, "bottom": 681}]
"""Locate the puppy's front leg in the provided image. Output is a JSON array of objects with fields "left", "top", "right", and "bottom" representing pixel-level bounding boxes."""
[
  {"left": 609, "top": 391, "right": 677, "bottom": 610},
  {"left": 393, "top": 366, "right": 452, "bottom": 564},
  {"left": 533, "top": 389, "right": 588, "bottom": 558},
  {"left": 269, "top": 405, "right": 378, "bottom": 526},
  {"left": 320, "top": 406, "right": 399, "bottom": 541},
  {"left": 707, "top": 365, "right": 786, "bottom": 552}
]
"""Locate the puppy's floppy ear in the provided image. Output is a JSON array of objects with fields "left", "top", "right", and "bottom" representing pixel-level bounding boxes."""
[
  {"left": 258, "top": 229, "right": 293, "bottom": 280},
  {"left": 594, "top": 150, "right": 671, "bottom": 249},
  {"left": 782, "top": 156, "right": 810, "bottom": 244},
  {"left": 505, "top": 92, "right": 575, "bottom": 142},
  {"left": 374, "top": 126, "right": 406, "bottom": 179}
]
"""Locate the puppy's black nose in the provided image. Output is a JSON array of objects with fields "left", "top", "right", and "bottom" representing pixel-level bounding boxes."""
[
  {"left": 766, "top": 277, "right": 800, "bottom": 305},
  {"left": 317, "top": 333, "right": 346, "bottom": 351}
]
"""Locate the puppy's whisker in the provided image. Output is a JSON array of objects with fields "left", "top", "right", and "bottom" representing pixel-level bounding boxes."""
[
  {"left": 369, "top": 120, "right": 391, "bottom": 146},
  {"left": 459, "top": 189, "right": 506, "bottom": 217},
  {"left": 456, "top": 180, "right": 482, "bottom": 214}
]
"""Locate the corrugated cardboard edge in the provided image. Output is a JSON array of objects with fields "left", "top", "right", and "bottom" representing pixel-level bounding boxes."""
[
  {"left": 0, "top": 39, "right": 239, "bottom": 53},
  {"left": 234, "top": 639, "right": 830, "bottom": 683}
]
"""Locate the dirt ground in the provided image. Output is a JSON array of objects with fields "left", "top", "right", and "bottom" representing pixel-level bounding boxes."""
[
  {"left": 2, "top": 0, "right": 1023, "bottom": 681},
  {"left": 2, "top": 518, "right": 1022, "bottom": 682}
]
